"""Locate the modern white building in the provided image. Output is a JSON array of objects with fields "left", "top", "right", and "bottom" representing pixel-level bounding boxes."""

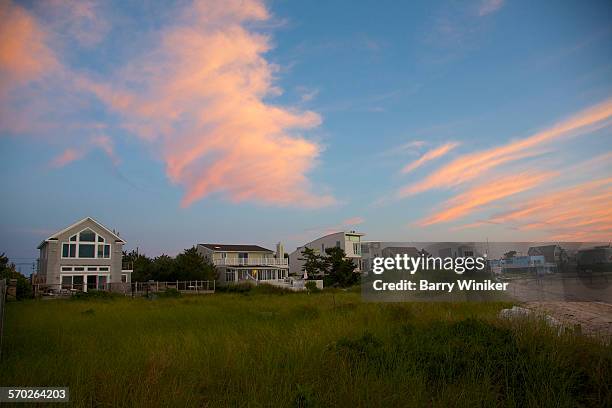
[{"left": 288, "top": 231, "right": 365, "bottom": 276}]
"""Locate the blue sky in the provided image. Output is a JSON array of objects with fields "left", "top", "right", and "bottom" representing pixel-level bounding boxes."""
[{"left": 1, "top": 0, "right": 611, "bottom": 267}]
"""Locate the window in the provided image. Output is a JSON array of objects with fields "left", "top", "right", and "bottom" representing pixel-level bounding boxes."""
[
  {"left": 97, "top": 244, "right": 110, "bottom": 258},
  {"left": 347, "top": 235, "right": 361, "bottom": 242},
  {"left": 336, "top": 241, "right": 341, "bottom": 248},
  {"left": 72, "top": 275, "right": 84, "bottom": 288},
  {"left": 79, "top": 230, "right": 95, "bottom": 241},
  {"left": 98, "top": 276, "right": 107, "bottom": 289},
  {"left": 79, "top": 244, "right": 95, "bottom": 258},
  {"left": 225, "top": 270, "right": 236, "bottom": 282},
  {"left": 121, "top": 274, "right": 127, "bottom": 283},
  {"left": 353, "top": 243, "right": 361, "bottom": 255},
  {"left": 62, "top": 228, "right": 111, "bottom": 259},
  {"left": 258, "top": 269, "right": 274, "bottom": 280},
  {"left": 62, "top": 243, "right": 76, "bottom": 258}
]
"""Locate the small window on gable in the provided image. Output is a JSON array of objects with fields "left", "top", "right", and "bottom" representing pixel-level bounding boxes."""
[
  {"left": 69, "top": 234, "right": 77, "bottom": 241},
  {"left": 97, "top": 244, "right": 111, "bottom": 258},
  {"left": 79, "top": 229, "right": 96, "bottom": 242},
  {"left": 98, "top": 236, "right": 105, "bottom": 242}
]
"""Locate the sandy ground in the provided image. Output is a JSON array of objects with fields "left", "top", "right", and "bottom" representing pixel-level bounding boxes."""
[{"left": 524, "top": 301, "right": 612, "bottom": 340}]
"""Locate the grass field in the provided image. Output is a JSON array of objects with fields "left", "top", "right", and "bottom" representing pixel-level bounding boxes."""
[{"left": 1, "top": 289, "right": 611, "bottom": 407}]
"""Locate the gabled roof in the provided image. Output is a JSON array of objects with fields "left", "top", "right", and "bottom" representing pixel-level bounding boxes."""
[
  {"left": 198, "top": 244, "right": 273, "bottom": 252},
  {"left": 38, "top": 217, "right": 126, "bottom": 249}
]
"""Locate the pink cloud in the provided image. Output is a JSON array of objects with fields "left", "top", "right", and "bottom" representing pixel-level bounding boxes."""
[
  {"left": 399, "top": 98, "right": 612, "bottom": 197},
  {"left": 91, "top": 135, "right": 119, "bottom": 165},
  {"left": 50, "top": 136, "right": 119, "bottom": 168},
  {"left": 0, "top": 1, "right": 58, "bottom": 93},
  {"left": 482, "top": 177, "right": 612, "bottom": 241},
  {"left": 343, "top": 216, "right": 365, "bottom": 226},
  {"left": 417, "top": 170, "right": 557, "bottom": 226},
  {"left": 77, "top": 0, "right": 334, "bottom": 208},
  {"left": 51, "top": 148, "right": 85, "bottom": 168},
  {"left": 401, "top": 142, "right": 459, "bottom": 174},
  {"left": 478, "top": 0, "right": 505, "bottom": 16}
]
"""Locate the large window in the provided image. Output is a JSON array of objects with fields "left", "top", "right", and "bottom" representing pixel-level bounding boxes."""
[
  {"left": 257, "top": 269, "right": 277, "bottom": 281},
  {"left": 60, "top": 273, "right": 109, "bottom": 291},
  {"left": 61, "top": 229, "right": 111, "bottom": 259}
]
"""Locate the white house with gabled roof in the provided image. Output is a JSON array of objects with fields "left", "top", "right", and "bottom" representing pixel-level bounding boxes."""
[{"left": 37, "top": 217, "right": 131, "bottom": 291}]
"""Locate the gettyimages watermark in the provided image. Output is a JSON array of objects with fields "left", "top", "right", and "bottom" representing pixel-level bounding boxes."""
[{"left": 360, "top": 242, "right": 612, "bottom": 303}]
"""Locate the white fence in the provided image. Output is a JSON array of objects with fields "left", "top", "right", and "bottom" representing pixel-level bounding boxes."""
[{"left": 33, "top": 280, "right": 215, "bottom": 297}]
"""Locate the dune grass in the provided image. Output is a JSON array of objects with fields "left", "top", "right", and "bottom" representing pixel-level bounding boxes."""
[{"left": 1, "top": 290, "right": 610, "bottom": 407}]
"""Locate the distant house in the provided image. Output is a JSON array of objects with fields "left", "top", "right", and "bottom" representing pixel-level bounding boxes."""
[
  {"left": 288, "top": 231, "right": 365, "bottom": 276},
  {"left": 576, "top": 245, "right": 612, "bottom": 272},
  {"left": 197, "top": 243, "right": 288, "bottom": 285},
  {"left": 528, "top": 244, "right": 568, "bottom": 272},
  {"left": 490, "top": 255, "right": 551, "bottom": 275},
  {"left": 439, "top": 245, "right": 479, "bottom": 259},
  {"left": 37, "top": 217, "right": 131, "bottom": 291}
]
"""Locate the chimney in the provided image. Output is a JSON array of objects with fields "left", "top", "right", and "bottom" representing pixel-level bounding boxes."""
[{"left": 276, "top": 242, "right": 284, "bottom": 259}]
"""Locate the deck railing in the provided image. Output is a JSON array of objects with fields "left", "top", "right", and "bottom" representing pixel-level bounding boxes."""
[{"left": 213, "top": 258, "right": 288, "bottom": 267}]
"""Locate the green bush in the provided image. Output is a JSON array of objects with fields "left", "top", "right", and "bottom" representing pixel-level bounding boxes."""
[
  {"left": 216, "top": 282, "right": 254, "bottom": 293},
  {"left": 305, "top": 281, "right": 320, "bottom": 293}
]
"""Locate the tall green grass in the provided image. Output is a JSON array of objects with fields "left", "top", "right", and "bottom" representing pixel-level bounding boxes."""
[{"left": 0, "top": 292, "right": 610, "bottom": 407}]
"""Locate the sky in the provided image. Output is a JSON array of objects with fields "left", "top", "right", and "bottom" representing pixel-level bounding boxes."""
[{"left": 1, "top": 0, "right": 611, "bottom": 267}]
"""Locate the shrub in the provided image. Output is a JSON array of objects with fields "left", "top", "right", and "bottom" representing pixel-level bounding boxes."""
[
  {"left": 216, "top": 282, "right": 254, "bottom": 293},
  {"left": 305, "top": 281, "right": 320, "bottom": 293}
]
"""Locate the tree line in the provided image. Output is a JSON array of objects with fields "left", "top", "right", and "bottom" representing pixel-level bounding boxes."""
[
  {"left": 299, "top": 247, "right": 359, "bottom": 287},
  {"left": 123, "top": 247, "right": 217, "bottom": 282},
  {"left": 0, "top": 253, "right": 32, "bottom": 299}
]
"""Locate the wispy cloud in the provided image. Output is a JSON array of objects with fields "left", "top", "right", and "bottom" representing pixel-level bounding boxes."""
[
  {"left": 296, "top": 86, "right": 319, "bottom": 102},
  {"left": 343, "top": 216, "right": 365, "bottom": 226},
  {"left": 482, "top": 177, "right": 612, "bottom": 241},
  {"left": 478, "top": 0, "right": 505, "bottom": 17},
  {"left": 0, "top": 1, "right": 58, "bottom": 93},
  {"left": 51, "top": 148, "right": 85, "bottom": 168},
  {"left": 399, "top": 98, "right": 612, "bottom": 197},
  {"left": 77, "top": 0, "right": 334, "bottom": 208},
  {"left": 401, "top": 142, "right": 459, "bottom": 174},
  {"left": 1, "top": 0, "right": 335, "bottom": 209},
  {"left": 41, "top": 0, "right": 111, "bottom": 47},
  {"left": 417, "top": 170, "right": 557, "bottom": 226},
  {"left": 50, "top": 135, "right": 119, "bottom": 168}
]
